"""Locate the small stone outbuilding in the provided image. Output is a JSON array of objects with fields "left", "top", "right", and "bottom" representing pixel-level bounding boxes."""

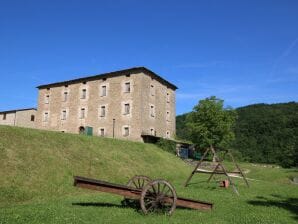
[{"left": 0, "top": 108, "right": 36, "bottom": 128}]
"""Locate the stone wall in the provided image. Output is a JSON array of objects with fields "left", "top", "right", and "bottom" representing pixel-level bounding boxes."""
[
  {"left": 0, "top": 109, "right": 36, "bottom": 128},
  {"left": 35, "top": 71, "right": 176, "bottom": 141}
]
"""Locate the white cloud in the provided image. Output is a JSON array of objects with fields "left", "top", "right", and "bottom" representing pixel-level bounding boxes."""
[{"left": 270, "top": 37, "right": 298, "bottom": 76}]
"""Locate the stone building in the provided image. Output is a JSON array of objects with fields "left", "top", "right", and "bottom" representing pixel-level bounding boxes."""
[
  {"left": 0, "top": 108, "right": 36, "bottom": 128},
  {"left": 35, "top": 67, "right": 177, "bottom": 142}
]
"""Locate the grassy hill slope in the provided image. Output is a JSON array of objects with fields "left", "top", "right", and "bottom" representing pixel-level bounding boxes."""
[
  {"left": 0, "top": 125, "right": 190, "bottom": 204},
  {"left": 0, "top": 125, "right": 297, "bottom": 224}
]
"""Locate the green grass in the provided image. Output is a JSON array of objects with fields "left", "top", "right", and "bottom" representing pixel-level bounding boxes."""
[{"left": 0, "top": 125, "right": 297, "bottom": 223}]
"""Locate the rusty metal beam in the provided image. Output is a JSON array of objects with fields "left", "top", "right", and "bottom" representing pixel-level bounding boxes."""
[
  {"left": 74, "top": 176, "right": 213, "bottom": 211},
  {"left": 74, "top": 176, "right": 142, "bottom": 199}
]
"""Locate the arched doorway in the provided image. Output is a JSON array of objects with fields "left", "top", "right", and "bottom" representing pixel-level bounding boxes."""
[{"left": 79, "top": 126, "right": 85, "bottom": 134}]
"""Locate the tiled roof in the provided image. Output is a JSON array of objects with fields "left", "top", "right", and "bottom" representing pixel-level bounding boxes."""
[
  {"left": 0, "top": 108, "right": 36, "bottom": 114},
  {"left": 37, "top": 67, "right": 178, "bottom": 90}
]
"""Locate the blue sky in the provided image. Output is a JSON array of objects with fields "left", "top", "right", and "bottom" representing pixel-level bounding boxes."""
[{"left": 0, "top": 0, "right": 297, "bottom": 115}]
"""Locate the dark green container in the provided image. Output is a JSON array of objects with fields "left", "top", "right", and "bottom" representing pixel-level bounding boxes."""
[{"left": 194, "top": 151, "right": 201, "bottom": 160}]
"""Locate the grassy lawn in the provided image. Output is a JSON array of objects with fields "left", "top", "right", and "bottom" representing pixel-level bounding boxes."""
[{"left": 0, "top": 126, "right": 297, "bottom": 223}]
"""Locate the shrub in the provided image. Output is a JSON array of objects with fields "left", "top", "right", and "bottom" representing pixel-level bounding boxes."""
[{"left": 156, "top": 138, "right": 176, "bottom": 155}]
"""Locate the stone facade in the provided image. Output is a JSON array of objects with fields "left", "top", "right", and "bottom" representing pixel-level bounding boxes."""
[
  {"left": 0, "top": 108, "right": 36, "bottom": 128},
  {"left": 35, "top": 67, "right": 177, "bottom": 142}
]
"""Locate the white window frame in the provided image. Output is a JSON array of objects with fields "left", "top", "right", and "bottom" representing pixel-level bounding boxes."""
[
  {"left": 166, "top": 92, "right": 170, "bottom": 103},
  {"left": 45, "top": 95, "right": 50, "bottom": 104},
  {"left": 150, "top": 127, "right": 155, "bottom": 136},
  {"left": 124, "top": 103, "right": 130, "bottom": 115},
  {"left": 81, "top": 88, "right": 87, "bottom": 99},
  {"left": 61, "top": 109, "right": 67, "bottom": 120},
  {"left": 63, "top": 91, "right": 68, "bottom": 102},
  {"left": 122, "top": 125, "right": 130, "bottom": 137},
  {"left": 121, "top": 80, "right": 133, "bottom": 94},
  {"left": 124, "top": 82, "right": 131, "bottom": 93},
  {"left": 121, "top": 100, "right": 132, "bottom": 116},
  {"left": 100, "top": 84, "right": 108, "bottom": 97},
  {"left": 150, "top": 84, "right": 155, "bottom": 96},
  {"left": 100, "top": 105, "right": 106, "bottom": 117},
  {"left": 166, "top": 111, "right": 170, "bottom": 121},
  {"left": 149, "top": 104, "right": 155, "bottom": 118},
  {"left": 99, "top": 127, "right": 105, "bottom": 137},
  {"left": 43, "top": 111, "right": 49, "bottom": 122},
  {"left": 79, "top": 107, "right": 87, "bottom": 119},
  {"left": 166, "top": 131, "right": 170, "bottom": 139}
]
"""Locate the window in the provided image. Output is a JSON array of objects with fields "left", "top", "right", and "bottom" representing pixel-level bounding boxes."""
[
  {"left": 45, "top": 95, "right": 50, "bottom": 104},
  {"left": 124, "top": 82, "right": 131, "bottom": 93},
  {"left": 166, "top": 111, "right": 170, "bottom": 121},
  {"left": 61, "top": 110, "right": 67, "bottom": 120},
  {"left": 124, "top": 103, "right": 130, "bottom": 114},
  {"left": 79, "top": 126, "right": 85, "bottom": 134},
  {"left": 80, "top": 108, "right": 85, "bottom": 119},
  {"left": 101, "top": 85, "right": 107, "bottom": 96},
  {"left": 150, "top": 128, "right": 155, "bottom": 136},
  {"left": 166, "top": 131, "right": 170, "bottom": 138},
  {"left": 30, "top": 115, "right": 35, "bottom": 122},
  {"left": 99, "top": 128, "right": 105, "bottom": 137},
  {"left": 150, "top": 105, "right": 155, "bottom": 117},
  {"left": 2, "top": 113, "right": 6, "bottom": 120},
  {"left": 166, "top": 92, "right": 170, "bottom": 103},
  {"left": 150, "top": 84, "right": 155, "bottom": 96},
  {"left": 81, "top": 89, "right": 87, "bottom": 99},
  {"left": 100, "top": 106, "right": 106, "bottom": 117},
  {"left": 123, "top": 126, "right": 129, "bottom": 136},
  {"left": 63, "top": 92, "right": 68, "bottom": 102},
  {"left": 43, "top": 112, "right": 49, "bottom": 122}
]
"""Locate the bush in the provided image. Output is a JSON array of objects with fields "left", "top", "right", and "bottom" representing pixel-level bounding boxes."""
[{"left": 156, "top": 138, "right": 176, "bottom": 154}]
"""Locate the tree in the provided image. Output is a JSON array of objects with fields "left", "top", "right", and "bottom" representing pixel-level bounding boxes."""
[
  {"left": 186, "top": 96, "right": 237, "bottom": 150},
  {"left": 232, "top": 102, "right": 298, "bottom": 167}
]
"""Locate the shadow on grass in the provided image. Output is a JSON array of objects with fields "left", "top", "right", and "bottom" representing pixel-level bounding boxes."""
[
  {"left": 185, "top": 180, "right": 220, "bottom": 191},
  {"left": 247, "top": 194, "right": 298, "bottom": 221},
  {"left": 72, "top": 202, "right": 126, "bottom": 208},
  {"left": 73, "top": 199, "right": 141, "bottom": 209},
  {"left": 185, "top": 180, "right": 210, "bottom": 186},
  {"left": 72, "top": 200, "right": 194, "bottom": 213}
]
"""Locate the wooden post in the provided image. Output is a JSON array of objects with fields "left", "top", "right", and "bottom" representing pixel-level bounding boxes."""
[
  {"left": 184, "top": 147, "right": 210, "bottom": 187},
  {"left": 184, "top": 146, "right": 247, "bottom": 195},
  {"left": 228, "top": 152, "right": 249, "bottom": 187}
]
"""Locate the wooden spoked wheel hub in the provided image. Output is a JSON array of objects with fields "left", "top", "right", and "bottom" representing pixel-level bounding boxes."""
[
  {"left": 140, "top": 179, "right": 177, "bottom": 215},
  {"left": 127, "top": 175, "right": 152, "bottom": 189},
  {"left": 123, "top": 175, "right": 152, "bottom": 205}
]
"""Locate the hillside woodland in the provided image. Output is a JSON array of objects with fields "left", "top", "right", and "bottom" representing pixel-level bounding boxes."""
[{"left": 176, "top": 102, "right": 298, "bottom": 167}]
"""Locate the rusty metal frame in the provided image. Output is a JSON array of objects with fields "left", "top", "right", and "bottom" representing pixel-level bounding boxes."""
[{"left": 74, "top": 176, "right": 213, "bottom": 212}]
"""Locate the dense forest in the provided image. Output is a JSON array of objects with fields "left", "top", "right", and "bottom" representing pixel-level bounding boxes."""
[{"left": 176, "top": 102, "right": 298, "bottom": 167}]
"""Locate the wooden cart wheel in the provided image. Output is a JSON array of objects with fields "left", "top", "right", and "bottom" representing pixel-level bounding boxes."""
[
  {"left": 140, "top": 179, "right": 177, "bottom": 215},
  {"left": 127, "top": 175, "right": 152, "bottom": 189},
  {"left": 122, "top": 175, "right": 152, "bottom": 206}
]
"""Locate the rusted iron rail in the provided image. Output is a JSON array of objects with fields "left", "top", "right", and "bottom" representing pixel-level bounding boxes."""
[{"left": 74, "top": 176, "right": 213, "bottom": 213}]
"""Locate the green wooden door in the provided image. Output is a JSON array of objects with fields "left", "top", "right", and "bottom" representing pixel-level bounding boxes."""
[{"left": 85, "top": 126, "right": 93, "bottom": 136}]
